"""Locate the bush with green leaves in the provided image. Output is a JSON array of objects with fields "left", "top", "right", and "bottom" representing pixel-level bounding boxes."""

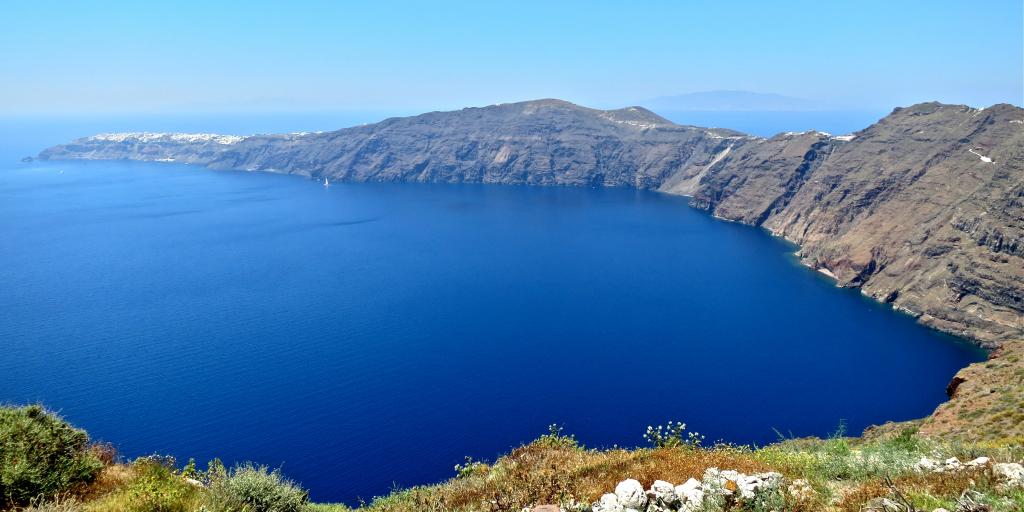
[
  {"left": 643, "top": 420, "right": 705, "bottom": 448},
  {"left": 0, "top": 405, "right": 104, "bottom": 507},
  {"left": 535, "top": 424, "right": 579, "bottom": 449},
  {"left": 453, "top": 456, "right": 488, "bottom": 479},
  {"left": 88, "top": 456, "right": 202, "bottom": 512},
  {"left": 207, "top": 463, "right": 309, "bottom": 512}
]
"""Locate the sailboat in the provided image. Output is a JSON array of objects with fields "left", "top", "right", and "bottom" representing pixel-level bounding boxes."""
[{"left": 323, "top": 177, "right": 330, "bottom": 188}]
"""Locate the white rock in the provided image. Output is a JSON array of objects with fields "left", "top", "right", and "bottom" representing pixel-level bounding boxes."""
[
  {"left": 735, "top": 472, "right": 783, "bottom": 499},
  {"left": 915, "top": 456, "right": 938, "bottom": 472},
  {"left": 942, "top": 457, "right": 962, "bottom": 471},
  {"left": 702, "top": 467, "right": 742, "bottom": 495},
  {"left": 735, "top": 476, "right": 758, "bottom": 499},
  {"left": 614, "top": 479, "right": 648, "bottom": 510},
  {"left": 993, "top": 462, "right": 1024, "bottom": 487},
  {"left": 674, "top": 478, "right": 704, "bottom": 511},
  {"left": 645, "top": 479, "right": 680, "bottom": 512},
  {"left": 759, "top": 471, "right": 784, "bottom": 487},
  {"left": 863, "top": 497, "right": 902, "bottom": 511},
  {"left": 592, "top": 493, "right": 624, "bottom": 512},
  {"left": 649, "top": 479, "right": 675, "bottom": 495},
  {"left": 933, "top": 508, "right": 951, "bottom": 512},
  {"left": 965, "top": 456, "right": 990, "bottom": 468}
]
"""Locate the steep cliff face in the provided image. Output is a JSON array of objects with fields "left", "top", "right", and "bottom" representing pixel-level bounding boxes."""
[
  {"left": 42, "top": 100, "right": 748, "bottom": 189},
  {"left": 39, "top": 99, "right": 1024, "bottom": 349},
  {"left": 664, "top": 131, "right": 835, "bottom": 225},
  {"left": 771, "top": 104, "right": 1023, "bottom": 347},
  {"left": 670, "top": 103, "right": 1024, "bottom": 347}
]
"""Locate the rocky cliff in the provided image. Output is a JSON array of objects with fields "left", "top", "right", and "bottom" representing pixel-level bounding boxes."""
[
  {"left": 679, "top": 103, "right": 1024, "bottom": 349},
  {"left": 39, "top": 99, "right": 1024, "bottom": 352}
]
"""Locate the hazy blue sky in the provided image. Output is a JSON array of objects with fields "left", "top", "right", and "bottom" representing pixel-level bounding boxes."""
[{"left": 2, "top": 0, "right": 1021, "bottom": 114}]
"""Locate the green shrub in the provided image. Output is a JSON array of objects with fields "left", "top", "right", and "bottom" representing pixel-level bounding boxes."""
[
  {"left": 125, "top": 457, "right": 200, "bottom": 512},
  {"left": 207, "top": 463, "right": 309, "bottom": 512},
  {"left": 452, "top": 456, "right": 488, "bottom": 479},
  {"left": 0, "top": 405, "right": 104, "bottom": 507},
  {"left": 83, "top": 456, "right": 202, "bottom": 512},
  {"left": 643, "top": 420, "right": 705, "bottom": 448},
  {"left": 535, "top": 424, "right": 580, "bottom": 449}
]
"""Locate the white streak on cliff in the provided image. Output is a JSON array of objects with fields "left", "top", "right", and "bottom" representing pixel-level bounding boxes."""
[{"left": 968, "top": 148, "right": 994, "bottom": 164}]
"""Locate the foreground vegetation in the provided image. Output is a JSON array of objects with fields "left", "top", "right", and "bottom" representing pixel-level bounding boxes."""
[{"left": 2, "top": 406, "right": 1021, "bottom": 512}]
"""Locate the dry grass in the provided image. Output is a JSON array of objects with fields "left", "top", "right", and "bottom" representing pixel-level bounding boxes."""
[
  {"left": 78, "top": 459, "right": 204, "bottom": 512},
  {"left": 354, "top": 432, "right": 1023, "bottom": 512},
  {"left": 17, "top": 496, "right": 83, "bottom": 512},
  {"left": 917, "top": 342, "right": 1024, "bottom": 441},
  {"left": 360, "top": 442, "right": 779, "bottom": 512},
  {"left": 76, "top": 464, "right": 136, "bottom": 502},
  {"left": 835, "top": 469, "right": 993, "bottom": 512}
]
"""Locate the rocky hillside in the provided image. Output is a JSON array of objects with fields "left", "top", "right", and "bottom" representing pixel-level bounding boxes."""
[
  {"left": 681, "top": 103, "right": 1024, "bottom": 349},
  {"left": 40, "top": 100, "right": 746, "bottom": 189},
  {"left": 39, "top": 99, "right": 1024, "bottom": 355}
]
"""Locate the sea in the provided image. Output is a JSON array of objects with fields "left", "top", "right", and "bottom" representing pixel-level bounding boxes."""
[{"left": 0, "top": 113, "right": 984, "bottom": 503}]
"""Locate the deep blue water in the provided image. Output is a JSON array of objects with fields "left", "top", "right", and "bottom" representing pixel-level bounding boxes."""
[{"left": 0, "top": 119, "right": 984, "bottom": 504}]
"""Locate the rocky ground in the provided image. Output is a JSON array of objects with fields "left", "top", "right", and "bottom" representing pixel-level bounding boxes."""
[{"left": 582, "top": 456, "right": 1023, "bottom": 512}]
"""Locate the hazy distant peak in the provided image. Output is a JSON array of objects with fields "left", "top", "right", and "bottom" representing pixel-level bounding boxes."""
[
  {"left": 515, "top": 98, "right": 579, "bottom": 108},
  {"left": 641, "top": 90, "right": 820, "bottom": 112},
  {"left": 389, "top": 99, "right": 679, "bottom": 132},
  {"left": 478, "top": 98, "right": 582, "bottom": 112},
  {"left": 603, "top": 106, "right": 675, "bottom": 126}
]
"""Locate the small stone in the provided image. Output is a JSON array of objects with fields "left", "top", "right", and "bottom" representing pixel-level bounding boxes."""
[
  {"left": 649, "top": 479, "right": 676, "bottom": 496},
  {"left": 965, "top": 456, "right": 990, "bottom": 468},
  {"left": 702, "top": 467, "right": 742, "bottom": 495},
  {"left": 532, "top": 506, "right": 560, "bottom": 512},
  {"left": 932, "top": 508, "right": 951, "bottom": 512},
  {"left": 735, "top": 472, "right": 783, "bottom": 499},
  {"left": 592, "top": 493, "right": 623, "bottom": 512},
  {"left": 674, "top": 478, "right": 704, "bottom": 511},
  {"left": 862, "top": 497, "right": 902, "bottom": 512},
  {"left": 915, "top": 456, "right": 938, "bottom": 472},
  {"left": 614, "top": 479, "right": 648, "bottom": 510},
  {"left": 646, "top": 480, "right": 679, "bottom": 511}
]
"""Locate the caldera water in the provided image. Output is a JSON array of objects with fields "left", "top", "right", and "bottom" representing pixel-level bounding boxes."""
[{"left": 0, "top": 117, "right": 985, "bottom": 503}]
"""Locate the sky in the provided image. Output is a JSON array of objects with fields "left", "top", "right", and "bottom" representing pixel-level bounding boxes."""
[{"left": 1, "top": 0, "right": 1021, "bottom": 115}]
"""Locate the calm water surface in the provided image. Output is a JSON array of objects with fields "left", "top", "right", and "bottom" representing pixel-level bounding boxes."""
[{"left": 0, "top": 122, "right": 984, "bottom": 503}]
